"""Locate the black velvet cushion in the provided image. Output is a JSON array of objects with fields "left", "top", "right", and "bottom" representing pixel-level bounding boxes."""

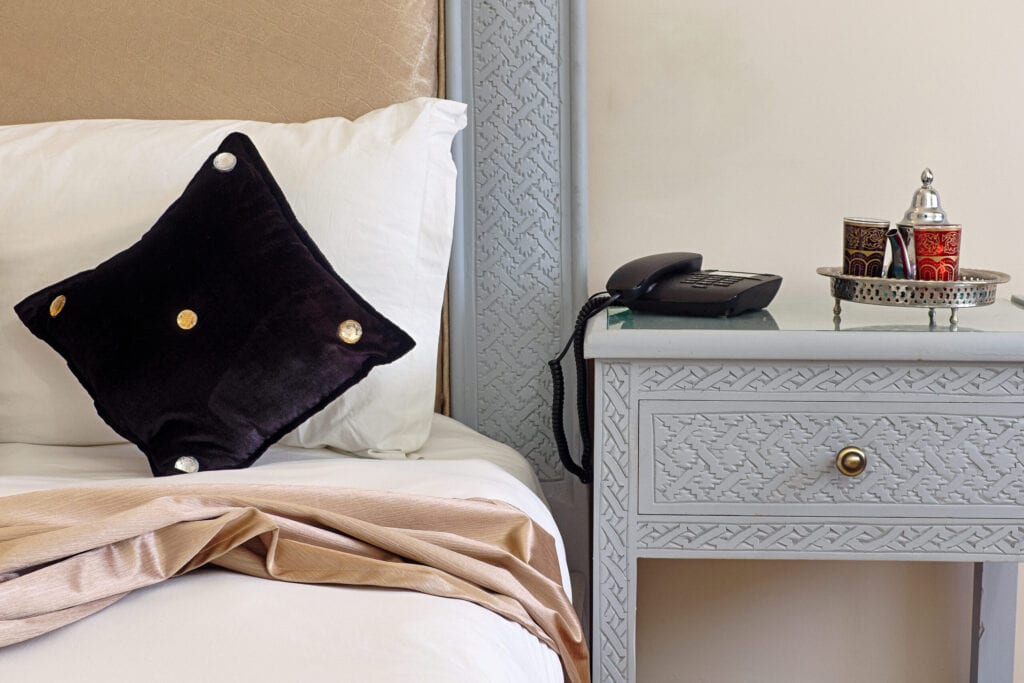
[{"left": 15, "top": 133, "right": 414, "bottom": 476}]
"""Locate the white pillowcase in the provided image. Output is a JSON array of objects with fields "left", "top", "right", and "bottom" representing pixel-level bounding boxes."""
[{"left": 0, "top": 97, "right": 467, "bottom": 455}]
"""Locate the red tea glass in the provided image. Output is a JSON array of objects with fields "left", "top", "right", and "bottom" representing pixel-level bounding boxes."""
[{"left": 913, "top": 224, "right": 961, "bottom": 281}]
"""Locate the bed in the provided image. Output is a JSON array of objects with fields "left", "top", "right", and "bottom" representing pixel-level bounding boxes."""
[
  {"left": 0, "top": 416, "right": 577, "bottom": 681},
  {"left": 0, "top": 2, "right": 587, "bottom": 681}
]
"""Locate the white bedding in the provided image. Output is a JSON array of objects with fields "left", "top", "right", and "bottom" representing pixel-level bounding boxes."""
[{"left": 0, "top": 416, "right": 568, "bottom": 682}]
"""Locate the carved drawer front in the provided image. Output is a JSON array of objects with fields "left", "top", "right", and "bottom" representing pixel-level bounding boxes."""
[{"left": 638, "top": 399, "right": 1024, "bottom": 517}]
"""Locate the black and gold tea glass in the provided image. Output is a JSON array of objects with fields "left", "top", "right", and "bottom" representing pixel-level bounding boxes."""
[{"left": 843, "top": 218, "right": 890, "bottom": 277}]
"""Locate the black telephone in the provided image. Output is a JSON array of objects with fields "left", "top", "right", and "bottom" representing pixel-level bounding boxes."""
[
  {"left": 606, "top": 252, "right": 782, "bottom": 317},
  {"left": 550, "top": 253, "right": 782, "bottom": 483}
]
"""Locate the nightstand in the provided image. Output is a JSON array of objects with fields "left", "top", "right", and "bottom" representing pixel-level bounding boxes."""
[{"left": 587, "top": 297, "right": 1024, "bottom": 683}]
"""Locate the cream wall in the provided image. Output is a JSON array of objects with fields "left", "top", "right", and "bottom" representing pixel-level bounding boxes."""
[
  {"left": 588, "top": 0, "right": 1024, "bottom": 295},
  {"left": 587, "top": 1, "right": 1024, "bottom": 681}
]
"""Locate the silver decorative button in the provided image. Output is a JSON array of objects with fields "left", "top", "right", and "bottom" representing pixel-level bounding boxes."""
[
  {"left": 174, "top": 456, "right": 199, "bottom": 473},
  {"left": 212, "top": 152, "right": 237, "bottom": 172}
]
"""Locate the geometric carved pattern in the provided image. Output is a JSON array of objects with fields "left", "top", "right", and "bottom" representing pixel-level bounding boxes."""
[
  {"left": 593, "top": 357, "right": 1024, "bottom": 681},
  {"left": 471, "top": 0, "right": 567, "bottom": 481},
  {"left": 637, "top": 363, "right": 1024, "bottom": 398},
  {"left": 651, "top": 411, "right": 1024, "bottom": 506},
  {"left": 596, "top": 362, "right": 631, "bottom": 683},
  {"left": 636, "top": 520, "right": 1024, "bottom": 557}
]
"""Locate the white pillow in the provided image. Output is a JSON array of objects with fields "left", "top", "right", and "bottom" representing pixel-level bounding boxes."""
[{"left": 0, "top": 97, "right": 467, "bottom": 455}]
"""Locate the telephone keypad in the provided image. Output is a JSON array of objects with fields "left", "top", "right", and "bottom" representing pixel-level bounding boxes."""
[{"left": 677, "top": 272, "right": 747, "bottom": 288}]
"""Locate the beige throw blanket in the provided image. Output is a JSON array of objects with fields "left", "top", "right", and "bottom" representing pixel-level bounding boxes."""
[{"left": 0, "top": 484, "right": 589, "bottom": 683}]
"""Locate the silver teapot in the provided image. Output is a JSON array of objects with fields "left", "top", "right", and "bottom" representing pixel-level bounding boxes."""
[{"left": 889, "top": 168, "right": 949, "bottom": 278}]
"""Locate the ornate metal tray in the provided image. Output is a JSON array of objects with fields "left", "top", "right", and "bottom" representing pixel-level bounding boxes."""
[{"left": 816, "top": 266, "right": 1010, "bottom": 326}]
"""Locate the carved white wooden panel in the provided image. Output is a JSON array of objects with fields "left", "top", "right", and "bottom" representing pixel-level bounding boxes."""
[
  {"left": 646, "top": 409, "right": 1024, "bottom": 507},
  {"left": 445, "top": 0, "right": 591, "bottom": 642},
  {"left": 594, "top": 362, "right": 631, "bottom": 683},
  {"left": 447, "top": 0, "right": 592, "bottom": 649},
  {"left": 637, "top": 363, "right": 1024, "bottom": 398},
  {"left": 468, "top": 0, "right": 569, "bottom": 482},
  {"left": 635, "top": 519, "right": 1024, "bottom": 558}
]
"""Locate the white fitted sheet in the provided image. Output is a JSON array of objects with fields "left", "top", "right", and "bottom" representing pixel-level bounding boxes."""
[{"left": 0, "top": 416, "right": 567, "bottom": 682}]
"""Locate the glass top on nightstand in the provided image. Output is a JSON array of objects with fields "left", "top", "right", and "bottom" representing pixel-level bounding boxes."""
[{"left": 606, "top": 295, "right": 1024, "bottom": 334}]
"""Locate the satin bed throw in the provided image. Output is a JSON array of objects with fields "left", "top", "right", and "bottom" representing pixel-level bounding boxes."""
[{"left": 0, "top": 484, "right": 588, "bottom": 683}]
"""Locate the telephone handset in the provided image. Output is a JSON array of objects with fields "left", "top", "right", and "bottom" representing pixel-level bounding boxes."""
[
  {"left": 550, "top": 253, "right": 782, "bottom": 483},
  {"left": 605, "top": 251, "right": 704, "bottom": 303}
]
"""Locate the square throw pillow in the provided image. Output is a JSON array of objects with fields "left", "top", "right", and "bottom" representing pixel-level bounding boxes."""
[
  {"left": 0, "top": 98, "right": 466, "bottom": 455},
  {"left": 14, "top": 133, "right": 414, "bottom": 476}
]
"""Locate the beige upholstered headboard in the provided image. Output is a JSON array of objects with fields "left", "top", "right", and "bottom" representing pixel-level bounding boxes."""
[
  {"left": 0, "top": 0, "right": 450, "bottom": 412},
  {"left": 0, "top": 1, "right": 440, "bottom": 123}
]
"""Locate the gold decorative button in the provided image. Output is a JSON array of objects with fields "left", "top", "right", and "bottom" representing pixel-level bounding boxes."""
[
  {"left": 49, "top": 294, "right": 66, "bottom": 318},
  {"left": 338, "top": 319, "right": 362, "bottom": 344},
  {"left": 174, "top": 456, "right": 199, "bottom": 474},
  {"left": 176, "top": 309, "right": 198, "bottom": 330}
]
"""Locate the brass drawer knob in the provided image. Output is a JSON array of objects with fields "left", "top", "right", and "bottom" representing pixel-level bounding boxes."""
[{"left": 836, "top": 446, "right": 867, "bottom": 477}]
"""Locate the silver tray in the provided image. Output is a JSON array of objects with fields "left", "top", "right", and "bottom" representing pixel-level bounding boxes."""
[{"left": 816, "top": 266, "right": 1010, "bottom": 326}]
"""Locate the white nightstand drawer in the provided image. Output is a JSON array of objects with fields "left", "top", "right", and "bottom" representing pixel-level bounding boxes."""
[{"left": 638, "top": 399, "right": 1024, "bottom": 517}]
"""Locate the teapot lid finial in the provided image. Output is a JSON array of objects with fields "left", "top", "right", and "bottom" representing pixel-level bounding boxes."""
[{"left": 899, "top": 168, "right": 948, "bottom": 226}]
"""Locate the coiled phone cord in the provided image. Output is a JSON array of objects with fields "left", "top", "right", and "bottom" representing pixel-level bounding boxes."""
[{"left": 549, "top": 292, "right": 620, "bottom": 484}]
